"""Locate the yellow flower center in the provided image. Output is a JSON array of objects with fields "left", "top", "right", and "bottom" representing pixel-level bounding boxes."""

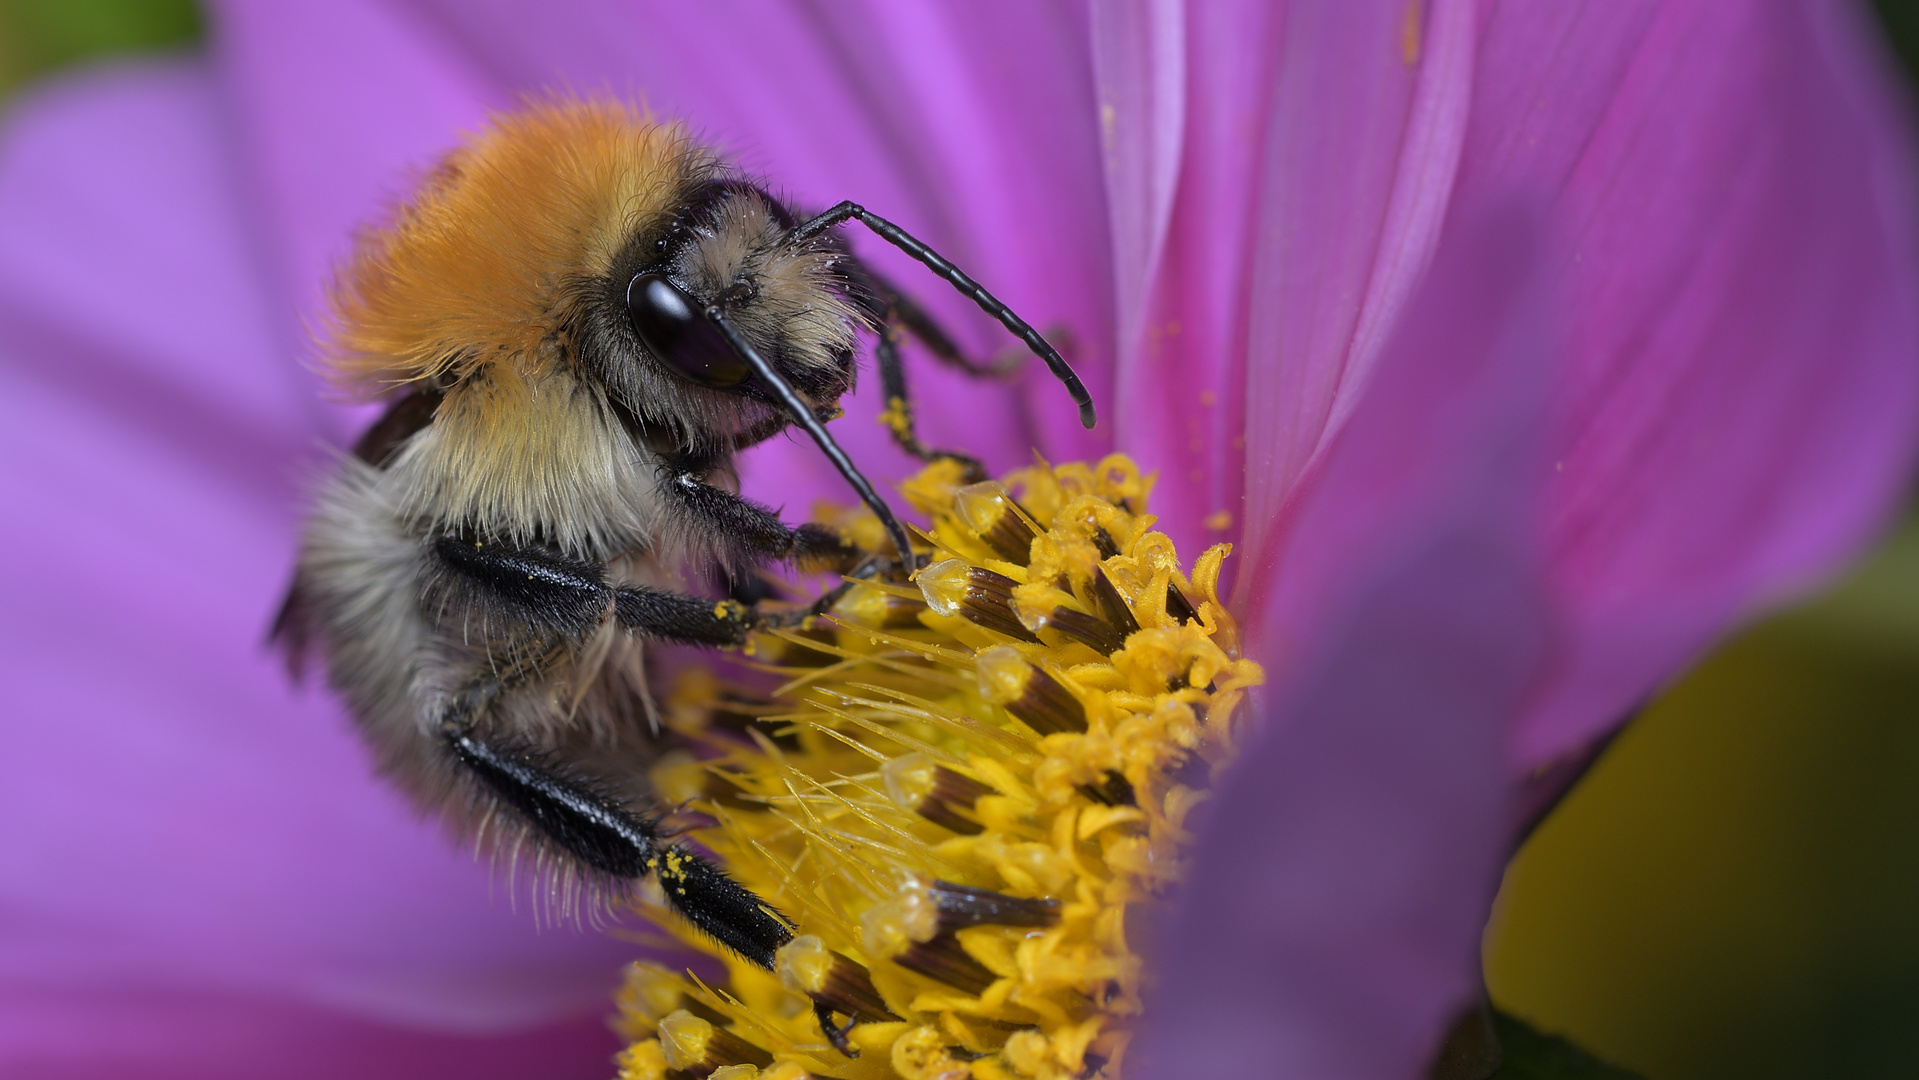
[{"left": 617, "top": 454, "right": 1263, "bottom": 1080}]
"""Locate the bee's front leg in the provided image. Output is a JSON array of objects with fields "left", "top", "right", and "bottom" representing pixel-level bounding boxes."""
[
  {"left": 656, "top": 466, "right": 896, "bottom": 635},
  {"left": 658, "top": 460, "right": 863, "bottom": 574}
]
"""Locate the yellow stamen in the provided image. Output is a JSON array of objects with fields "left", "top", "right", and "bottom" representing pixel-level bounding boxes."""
[
  {"left": 976, "top": 646, "right": 1088, "bottom": 735},
  {"left": 616, "top": 454, "right": 1263, "bottom": 1080},
  {"left": 954, "top": 481, "right": 1042, "bottom": 564},
  {"left": 657, "top": 1009, "right": 776, "bottom": 1074}
]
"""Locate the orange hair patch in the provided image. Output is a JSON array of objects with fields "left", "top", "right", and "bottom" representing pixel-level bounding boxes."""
[{"left": 324, "top": 100, "right": 707, "bottom": 396}]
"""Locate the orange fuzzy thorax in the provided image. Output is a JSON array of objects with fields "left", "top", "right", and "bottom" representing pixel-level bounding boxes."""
[{"left": 324, "top": 99, "right": 706, "bottom": 396}]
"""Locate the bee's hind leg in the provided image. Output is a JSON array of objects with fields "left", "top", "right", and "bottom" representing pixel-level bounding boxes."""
[{"left": 436, "top": 677, "right": 795, "bottom": 969}]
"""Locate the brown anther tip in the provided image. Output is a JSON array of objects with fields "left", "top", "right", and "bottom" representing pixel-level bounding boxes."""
[
  {"left": 1016, "top": 599, "right": 1125, "bottom": 655},
  {"left": 916, "top": 799, "right": 985, "bottom": 835},
  {"left": 1090, "top": 566, "right": 1143, "bottom": 638},
  {"left": 778, "top": 936, "right": 899, "bottom": 1026},
  {"left": 657, "top": 1010, "right": 775, "bottom": 1073},
  {"left": 919, "top": 561, "right": 1040, "bottom": 642},
  {"left": 1165, "top": 581, "right": 1201, "bottom": 624},
  {"left": 956, "top": 482, "right": 1040, "bottom": 565},
  {"left": 926, "top": 880, "right": 1061, "bottom": 930},
  {"left": 1076, "top": 771, "right": 1137, "bottom": 808},
  {"left": 893, "top": 933, "right": 999, "bottom": 996},
  {"left": 976, "top": 647, "right": 1087, "bottom": 734},
  {"left": 883, "top": 754, "right": 992, "bottom": 835}
]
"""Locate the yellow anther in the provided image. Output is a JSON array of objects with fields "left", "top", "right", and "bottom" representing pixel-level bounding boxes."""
[{"left": 655, "top": 1011, "right": 713, "bottom": 1071}]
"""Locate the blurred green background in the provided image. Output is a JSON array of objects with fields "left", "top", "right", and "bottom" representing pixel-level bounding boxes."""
[
  {"left": 0, "top": 0, "right": 198, "bottom": 99},
  {"left": 5, "top": 2, "right": 1918, "bottom": 1077},
  {"left": 1487, "top": 522, "right": 1919, "bottom": 1079},
  {"left": 1489, "top": 4, "right": 1919, "bottom": 1076}
]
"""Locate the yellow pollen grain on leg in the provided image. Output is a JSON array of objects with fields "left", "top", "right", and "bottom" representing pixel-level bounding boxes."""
[
  {"left": 880, "top": 395, "right": 914, "bottom": 439},
  {"left": 620, "top": 455, "right": 1262, "bottom": 1079}
]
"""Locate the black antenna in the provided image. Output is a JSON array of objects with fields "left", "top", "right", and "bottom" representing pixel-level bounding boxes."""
[
  {"left": 704, "top": 305, "right": 917, "bottom": 568},
  {"left": 787, "top": 201, "right": 1097, "bottom": 430}
]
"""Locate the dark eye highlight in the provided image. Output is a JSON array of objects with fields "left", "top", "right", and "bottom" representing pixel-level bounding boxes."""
[{"left": 626, "top": 273, "right": 750, "bottom": 388}]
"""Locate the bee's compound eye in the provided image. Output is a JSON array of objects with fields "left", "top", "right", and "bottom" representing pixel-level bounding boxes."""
[{"left": 626, "top": 273, "right": 750, "bottom": 388}]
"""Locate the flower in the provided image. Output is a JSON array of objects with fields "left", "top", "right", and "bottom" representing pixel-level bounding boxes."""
[
  {"left": 0, "top": 1, "right": 1911, "bottom": 1077},
  {"left": 609, "top": 454, "right": 1268, "bottom": 1079}
]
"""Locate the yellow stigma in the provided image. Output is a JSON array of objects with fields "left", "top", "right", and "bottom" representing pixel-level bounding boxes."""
[{"left": 617, "top": 454, "right": 1263, "bottom": 1080}]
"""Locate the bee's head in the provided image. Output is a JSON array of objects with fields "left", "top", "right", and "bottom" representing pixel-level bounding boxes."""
[
  {"left": 588, "top": 177, "right": 868, "bottom": 454},
  {"left": 324, "top": 100, "right": 865, "bottom": 460}
]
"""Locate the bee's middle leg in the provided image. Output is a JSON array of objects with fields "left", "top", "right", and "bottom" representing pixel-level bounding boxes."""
[{"left": 430, "top": 531, "right": 760, "bottom": 647}]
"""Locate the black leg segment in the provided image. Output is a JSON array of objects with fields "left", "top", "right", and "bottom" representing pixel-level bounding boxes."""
[
  {"left": 648, "top": 842, "right": 796, "bottom": 970},
  {"left": 661, "top": 469, "right": 862, "bottom": 571},
  {"left": 432, "top": 531, "right": 782, "bottom": 649},
  {"left": 871, "top": 313, "right": 986, "bottom": 479},
  {"left": 445, "top": 723, "right": 795, "bottom": 969},
  {"left": 448, "top": 728, "right": 655, "bottom": 878},
  {"left": 432, "top": 534, "right": 610, "bottom": 641},
  {"left": 613, "top": 584, "right": 756, "bottom": 646}
]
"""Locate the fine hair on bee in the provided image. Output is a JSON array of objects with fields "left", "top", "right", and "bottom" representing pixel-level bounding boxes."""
[{"left": 274, "top": 99, "right": 1095, "bottom": 954}]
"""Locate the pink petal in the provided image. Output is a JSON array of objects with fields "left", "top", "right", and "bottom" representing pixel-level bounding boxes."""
[
  {"left": 0, "top": 989, "right": 616, "bottom": 1080},
  {"left": 1456, "top": 0, "right": 1919, "bottom": 763},
  {"left": 0, "top": 57, "right": 632, "bottom": 1059},
  {"left": 1108, "top": 0, "right": 1477, "bottom": 563},
  {"left": 1146, "top": 0, "right": 1919, "bottom": 769},
  {"left": 1091, "top": 0, "right": 1185, "bottom": 371},
  {"left": 1141, "top": 202, "right": 1555, "bottom": 1078}
]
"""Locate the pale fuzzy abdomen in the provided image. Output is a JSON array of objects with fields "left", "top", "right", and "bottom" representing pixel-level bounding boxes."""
[
  {"left": 296, "top": 455, "right": 677, "bottom": 822},
  {"left": 297, "top": 459, "right": 433, "bottom": 782}
]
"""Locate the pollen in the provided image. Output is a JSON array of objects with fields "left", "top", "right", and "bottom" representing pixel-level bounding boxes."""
[
  {"left": 616, "top": 454, "right": 1263, "bottom": 1080},
  {"left": 880, "top": 396, "right": 915, "bottom": 441}
]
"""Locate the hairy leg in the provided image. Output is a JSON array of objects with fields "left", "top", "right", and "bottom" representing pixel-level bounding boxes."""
[{"left": 436, "top": 676, "right": 795, "bottom": 968}]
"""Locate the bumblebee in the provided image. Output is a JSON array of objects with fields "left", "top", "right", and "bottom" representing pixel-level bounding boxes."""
[{"left": 274, "top": 99, "right": 1093, "bottom": 971}]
